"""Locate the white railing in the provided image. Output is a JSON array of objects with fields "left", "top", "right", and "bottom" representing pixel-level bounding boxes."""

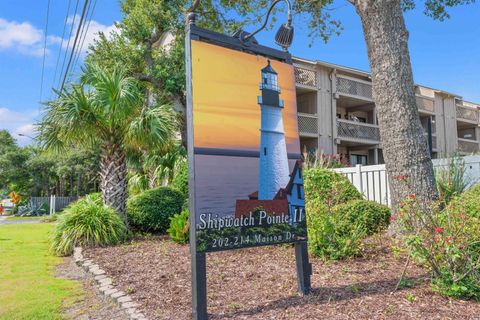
[
  {"left": 336, "top": 75, "right": 373, "bottom": 100},
  {"left": 457, "top": 138, "right": 480, "bottom": 154},
  {"left": 298, "top": 113, "right": 318, "bottom": 136},
  {"left": 456, "top": 104, "right": 479, "bottom": 122},
  {"left": 333, "top": 155, "right": 480, "bottom": 207},
  {"left": 294, "top": 66, "right": 317, "bottom": 88},
  {"left": 337, "top": 119, "right": 380, "bottom": 143}
]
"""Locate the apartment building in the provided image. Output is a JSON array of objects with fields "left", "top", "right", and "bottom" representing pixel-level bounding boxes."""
[{"left": 293, "top": 57, "right": 480, "bottom": 166}]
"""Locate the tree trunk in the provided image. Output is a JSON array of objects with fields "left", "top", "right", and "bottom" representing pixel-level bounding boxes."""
[
  {"left": 100, "top": 142, "right": 128, "bottom": 224},
  {"left": 354, "top": 0, "right": 438, "bottom": 215}
]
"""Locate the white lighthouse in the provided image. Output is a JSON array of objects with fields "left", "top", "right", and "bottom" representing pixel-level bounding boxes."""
[{"left": 257, "top": 61, "right": 290, "bottom": 200}]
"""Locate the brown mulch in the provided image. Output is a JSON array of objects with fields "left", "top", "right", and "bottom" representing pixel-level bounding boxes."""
[{"left": 84, "top": 235, "right": 480, "bottom": 320}]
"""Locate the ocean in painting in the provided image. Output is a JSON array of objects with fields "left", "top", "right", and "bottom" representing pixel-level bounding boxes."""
[{"left": 194, "top": 154, "right": 296, "bottom": 219}]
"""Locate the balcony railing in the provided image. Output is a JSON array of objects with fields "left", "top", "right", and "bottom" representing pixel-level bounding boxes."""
[
  {"left": 336, "top": 75, "right": 373, "bottom": 100},
  {"left": 457, "top": 138, "right": 479, "bottom": 154},
  {"left": 456, "top": 104, "right": 479, "bottom": 122},
  {"left": 337, "top": 119, "right": 380, "bottom": 143},
  {"left": 298, "top": 113, "right": 318, "bottom": 136},
  {"left": 416, "top": 96, "right": 435, "bottom": 113},
  {"left": 294, "top": 66, "right": 317, "bottom": 88}
]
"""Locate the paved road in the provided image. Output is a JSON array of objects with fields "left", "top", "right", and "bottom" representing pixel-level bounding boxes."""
[{"left": 0, "top": 216, "right": 41, "bottom": 224}]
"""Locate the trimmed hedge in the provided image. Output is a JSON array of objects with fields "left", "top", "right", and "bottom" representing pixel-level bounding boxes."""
[
  {"left": 447, "top": 183, "right": 480, "bottom": 218},
  {"left": 304, "top": 168, "right": 362, "bottom": 206},
  {"left": 127, "top": 186, "right": 184, "bottom": 233},
  {"left": 304, "top": 169, "right": 390, "bottom": 260},
  {"left": 334, "top": 200, "right": 391, "bottom": 236}
]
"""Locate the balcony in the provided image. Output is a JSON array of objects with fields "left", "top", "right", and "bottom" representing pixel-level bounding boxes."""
[
  {"left": 457, "top": 138, "right": 479, "bottom": 154},
  {"left": 294, "top": 66, "right": 317, "bottom": 88},
  {"left": 456, "top": 104, "right": 479, "bottom": 123},
  {"left": 336, "top": 75, "right": 373, "bottom": 101},
  {"left": 416, "top": 96, "right": 435, "bottom": 113},
  {"left": 298, "top": 113, "right": 318, "bottom": 137},
  {"left": 337, "top": 119, "right": 380, "bottom": 143}
]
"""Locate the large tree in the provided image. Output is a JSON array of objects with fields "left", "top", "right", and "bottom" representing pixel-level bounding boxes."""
[{"left": 39, "top": 63, "right": 176, "bottom": 221}]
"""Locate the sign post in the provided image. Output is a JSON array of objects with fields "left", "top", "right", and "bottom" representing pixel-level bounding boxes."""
[{"left": 185, "top": 13, "right": 311, "bottom": 319}]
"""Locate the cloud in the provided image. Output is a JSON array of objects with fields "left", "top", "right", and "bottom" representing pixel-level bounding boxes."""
[
  {"left": 0, "top": 18, "right": 46, "bottom": 56},
  {"left": 0, "top": 16, "right": 117, "bottom": 58},
  {"left": 0, "top": 107, "right": 39, "bottom": 146},
  {"left": 63, "top": 15, "right": 118, "bottom": 56}
]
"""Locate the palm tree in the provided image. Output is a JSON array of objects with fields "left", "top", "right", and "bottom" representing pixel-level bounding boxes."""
[
  {"left": 39, "top": 63, "right": 176, "bottom": 222},
  {"left": 128, "top": 141, "right": 186, "bottom": 194}
]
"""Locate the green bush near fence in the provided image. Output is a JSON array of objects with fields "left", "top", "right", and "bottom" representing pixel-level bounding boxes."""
[
  {"left": 447, "top": 183, "right": 480, "bottom": 218},
  {"left": 304, "top": 168, "right": 390, "bottom": 260},
  {"left": 303, "top": 168, "right": 362, "bottom": 206}
]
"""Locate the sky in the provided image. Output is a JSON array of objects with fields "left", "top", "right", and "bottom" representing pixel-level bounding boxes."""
[{"left": 0, "top": 0, "right": 479, "bottom": 146}]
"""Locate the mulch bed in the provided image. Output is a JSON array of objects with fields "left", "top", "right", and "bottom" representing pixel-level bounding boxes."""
[{"left": 85, "top": 235, "right": 480, "bottom": 319}]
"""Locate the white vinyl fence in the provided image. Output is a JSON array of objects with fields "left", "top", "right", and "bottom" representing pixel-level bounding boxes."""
[{"left": 333, "top": 155, "right": 480, "bottom": 207}]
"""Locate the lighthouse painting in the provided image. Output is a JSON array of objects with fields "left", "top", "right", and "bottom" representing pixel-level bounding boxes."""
[
  {"left": 258, "top": 61, "right": 290, "bottom": 200},
  {"left": 189, "top": 39, "right": 307, "bottom": 252}
]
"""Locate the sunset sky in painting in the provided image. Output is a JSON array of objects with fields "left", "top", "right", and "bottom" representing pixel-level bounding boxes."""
[{"left": 191, "top": 40, "right": 300, "bottom": 154}]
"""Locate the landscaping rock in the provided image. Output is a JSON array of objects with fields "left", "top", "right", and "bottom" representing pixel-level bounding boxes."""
[
  {"left": 111, "top": 291, "right": 126, "bottom": 299},
  {"left": 117, "top": 295, "right": 132, "bottom": 303},
  {"left": 121, "top": 302, "right": 139, "bottom": 309}
]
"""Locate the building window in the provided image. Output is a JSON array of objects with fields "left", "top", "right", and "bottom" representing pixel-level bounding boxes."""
[
  {"left": 350, "top": 154, "right": 367, "bottom": 166},
  {"left": 264, "top": 147, "right": 267, "bottom": 156}
]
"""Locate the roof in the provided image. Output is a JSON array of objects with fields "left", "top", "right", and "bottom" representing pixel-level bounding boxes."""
[
  {"left": 235, "top": 199, "right": 289, "bottom": 218},
  {"left": 285, "top": 160, "right": 303, "bottom": 193},
  {"left": 262, "top": 60, "right": 277, "bottom": 74}
]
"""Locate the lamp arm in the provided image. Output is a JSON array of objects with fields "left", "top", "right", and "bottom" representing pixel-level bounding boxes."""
[{"left": 243, "top": 0, "right": 292, "bottom": 42}]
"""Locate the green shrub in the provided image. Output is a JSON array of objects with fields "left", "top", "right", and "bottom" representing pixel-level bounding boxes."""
[
  {"left": 307, "top": 198, "right": 390, "bottom": 260},
  {"left": 334, "top": 200, "right": 391, "bottom": 236},
  {"left": 397, "top": 193, "right": 480, "bottom": 300},
  {"left": 171, "top": 161, "right": 188, "bottom": 197},
  {"left": 127, "top": 186, "right": 184, "bottom": 233},
  {"left": 304, "top": 168, "right": 362, "bottom": 206},
  {"left": 167, "top": 209, "right": 189, "bottom": 244},
  {"left": 447, "top": 183, "right": 480, "bottom": 218},
  {"left": 51, "top": 194, "right": 127, "bottom": 256},
  {"left": 306, "top": 199, "right": 365, "bottom": 260}
]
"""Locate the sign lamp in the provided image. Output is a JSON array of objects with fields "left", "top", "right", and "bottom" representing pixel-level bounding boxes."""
[{"left": 241, "top": 0, "right": 294, "bottom": 51}]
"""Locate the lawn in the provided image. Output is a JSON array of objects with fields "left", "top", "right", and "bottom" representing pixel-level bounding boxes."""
[
  {"left": 0, "top": 223, "right": 81, "bottom": 320},
  {"left": 5, "top": 216, "right": 42, "bottom": 221}
]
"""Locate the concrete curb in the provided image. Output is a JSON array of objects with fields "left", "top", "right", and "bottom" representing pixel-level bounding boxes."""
[{"left": 73, "top": 247, "right": 148, "bottom": 320}]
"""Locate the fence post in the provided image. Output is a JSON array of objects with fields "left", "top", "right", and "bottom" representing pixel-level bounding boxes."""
[{"left": 356, "top": 164, "right": 363, "bottom": 195}]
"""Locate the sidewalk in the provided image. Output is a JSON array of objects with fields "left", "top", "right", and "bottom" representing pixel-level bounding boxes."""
[{"left": 0, "top": 215, "right": 40, "bottom": 224}]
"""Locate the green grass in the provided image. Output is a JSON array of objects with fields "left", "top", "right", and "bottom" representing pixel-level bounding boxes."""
[
  {"left": 5, "top": 216, "right": 42, "bottom": 221},
  {"left": 0, "top": 223, "right": 82, "bottom": 320}
]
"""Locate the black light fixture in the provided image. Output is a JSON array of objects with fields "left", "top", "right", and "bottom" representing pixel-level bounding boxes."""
[{"left": 241, "top": 0, "right": 294, "bottom": 51}]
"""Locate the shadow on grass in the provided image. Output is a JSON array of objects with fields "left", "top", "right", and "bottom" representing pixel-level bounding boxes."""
[{"left": 210, "top": 276, "right": 427, "bottom": 319}]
